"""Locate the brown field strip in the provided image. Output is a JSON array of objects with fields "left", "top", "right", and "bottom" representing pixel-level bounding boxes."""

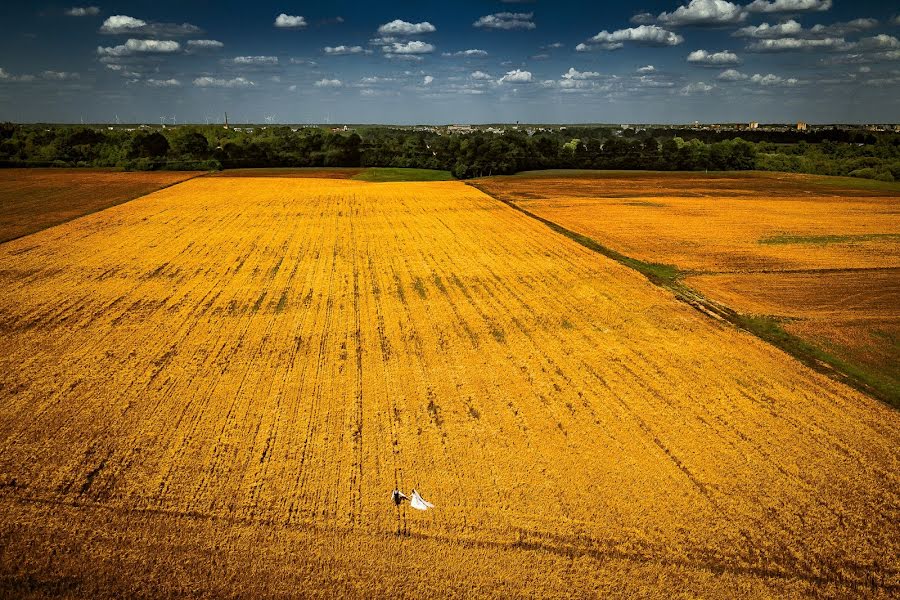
[
  {"left": 0, "top": 169, "right": 204, "bottom": 243},
  {"left": 0, "top": 177, "right": 898, "bottom": 597}
]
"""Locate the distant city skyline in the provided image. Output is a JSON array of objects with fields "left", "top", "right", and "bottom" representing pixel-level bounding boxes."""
[{"left": 1, "top": 0, "right": 898, "bottom": 124}]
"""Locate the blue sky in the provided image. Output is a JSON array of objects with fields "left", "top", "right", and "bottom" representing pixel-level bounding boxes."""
[{"left": 1, "top": 1, "right": 898, "bottom": 123}]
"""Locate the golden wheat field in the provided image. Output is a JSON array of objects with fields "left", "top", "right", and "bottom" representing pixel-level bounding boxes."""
[{"left": 1, "top": 175, "right": 899, "bottom": 598}]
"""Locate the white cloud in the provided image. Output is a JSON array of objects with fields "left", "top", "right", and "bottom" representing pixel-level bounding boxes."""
[
  {"left": 442, "top": 49, "right": 488, "bottom": 57},
  {"left": 96, "top": 39, "right": 181, "bottom": 57},
  {"left": 575, "top": 43, "right": 590, "bottom": 52},
  {"left": 637, "top": 65, "right": 656, "bottom": 73},
  {"left": 562, "top": 67, "right": 600, "bottom": 79},
  {"left": 383, "top": 41, "right": 434, "bottom": 55},
  {"left": 66, "top": 6, "right": 100, "bottom": 17},
  {"left": 679, "top": 81, "right": 715, "bottom": 94},
  {"left": 187, "top": 39, "right": 224, "bottom": 50},
  {"left": 274, "top": 14, "right": 307, "bottom": 29},
  {"left": 377, "top": 20, "right": 436, "bottom": 36},
  {"left": 717, "top": 68, "right": 749, "bottom": 80},
  {"left": 323, "top": 45, "right": 368, "bottom": 55},
  {"left": 734, "top": 20, "right": 803, "bottom": 38},
  {"left": 749, "top": 73, "right": 800, "bottom": 85},
  {"left": 687, "top": 49, "right": 741, "bottom": 65},
  {"left": 193, "top": 76, "right": 255, "bottom": 88},
  {"left": 735, "top": 18, "right": 877, "bottom": 39},
  {"left": 314, "top": 78, "right": 343, "bottom": 87},
  {"left": 587, "top": 25, "right": 683, "bottom": 50},
  {"left": 232, "top": 56, "right": 279, "bottom": 65},
  {"left": 630, "top": 12, "right": 656, "bottom": 25},
  {"left": 473, "top": 12, "right": 536, "bottom": 30},
  {"left": 657, "top": 0, "right": 747, "bottom": 26},
  {"left": 423, "top": 75, "right": 434, "bottom": 85},
  {"left": 146, "top": 78, "right": 181, "bottom": 87},
  {"left": 857, "top": 35, "right": 900, "bottom": 50},
  {"left": 746, "top": 0, "right": 832, "bottom": 14},
  {"left": 747, "top": 37, "right": 848, "bottom": 51},
  {"left": 470, "top": 70, "right": 493, "bottom": 80},
  {"left": 100, "top": 15, "right": 200, "bottom": 36},
  {"left": 100, "top": 15, "right": 145, "bottom": 32},
  {"left": 41, "top": 70, "right": 80, "bottom": 80},
  {"left": 289, "top": 58, "right": 317, "bottom": 66},
  {"left": 498, "top": 69, "right": 533, "bottom": 83},
  {"left": 0, "top": 68, "right": 36, "bottom": 82}
]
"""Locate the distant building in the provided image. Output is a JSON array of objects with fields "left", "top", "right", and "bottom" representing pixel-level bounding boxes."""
[
  {"left": 797, "top": 122, "right": 808, "bottom": 131},
  {"left": 748, "top": 121, "right": 759, "bottom": 130}
]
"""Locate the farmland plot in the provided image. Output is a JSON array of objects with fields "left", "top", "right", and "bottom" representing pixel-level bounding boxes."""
[
  {"left": 0, "top": 177, "right": 898, "bottom": 597},
  {"left": 476, "top": 171, "right": 900, "bottom": 406},
  {"left": 0, "top": 168, "right": 202, "bottom": 243}
]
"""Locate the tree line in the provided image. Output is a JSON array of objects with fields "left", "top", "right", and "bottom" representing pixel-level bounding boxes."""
[{"left": 1, "top": 122, "right": 898, "bottom": 182}]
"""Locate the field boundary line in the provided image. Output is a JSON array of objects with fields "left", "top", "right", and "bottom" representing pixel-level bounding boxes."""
[
  {"left": 0, "top": 171, "right": 211, "bottom": 246},
  {"left": 467, "top": 181, "right": 898, "bottom": 409}
]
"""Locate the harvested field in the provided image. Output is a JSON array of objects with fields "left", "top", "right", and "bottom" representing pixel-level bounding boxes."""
[
  {"left": 476, "top": 171, "right": 900, "bottom": 407},
  {"left": 476, "top": 171, "right": 900, "bottom": 273},
  {"left": 0, "top": 177, "right": 898, "bottom": 597},
  {"left": 0, "top": 169, "right": 203, "bottom": 243},
  {"left": 687, "top": 269, "right": 900, "bottom": 401}
]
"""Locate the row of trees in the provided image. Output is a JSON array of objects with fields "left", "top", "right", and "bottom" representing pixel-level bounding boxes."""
[{"left": 1, "top": 122, "right": 898, "bottom": 181}]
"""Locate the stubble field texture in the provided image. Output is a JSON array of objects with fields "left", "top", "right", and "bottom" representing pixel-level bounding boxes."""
[
  {"left": 0, "top": 174, "right": 898, "bottom": 598},
  {"left": 476, "top": 171, "right": 900, "bottom": 405}
]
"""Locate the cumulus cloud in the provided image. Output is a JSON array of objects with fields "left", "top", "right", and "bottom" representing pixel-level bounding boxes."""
[
  {"left": 41, "top": 70, "right": 80, "bottom": 80},
  {"left": 471, "top": 71, "right": 493, "bottom": 80},
  {"left": 734, "top": 20, "right": 802, "bottom": 38},
  {"left": 735, "top": 18, "right": 877, "bottom": 38},
  {"left": 749, "top": 73, "right": 800, "bottom": 85},
  {"left": 377, "top": 20, "right": 436, "bottom": 36},
  {"left": 498, "top": 69, "right": 533, "bottom": 83},
  {"left": 145, "top": 78, "right": 181, "bottom": 87},
  {"left": 747, "top": 37, "right": 849, "bottom": 51},
  {"left": 637, "top": 65, "right": 656, "bottom": 73},
  {"left": 585, "top": 25, "right": 684, "bottom": 50},
  {"left": 562, "top": 67, "right": 600, "bottom": 79},
  {"left": 274, "top": 14, "right": 307, "bottom": 29},
  {"left": 746, "top": 0, "right": 832, "bottom": 14},
  {"left": 857, "top": 35, "right": 900, "bottom": 50},
  {"left": 232, "top": 56, "right": 279, "bottom": 65},
  {"left": 100, "top": 15, "right": 200, "bottom": 36},
  {"left": 187, "top": 39, "right": 224, "bottom": 50},
  {"left": 323, "top": 45, "right": 368, "bottom": 55},
  {"left": 383, "top": 41, "right": 434, "bottom": 55},
  {"left": 314, "top": 78, "right": 342, "bottom": 87},
  {"left": 473, "top": 12, "right": 536, "bottom": 30},
  {"left": 422, "top": 75, "right": 434, "bottom": 85},
  {"left": 97, "top": 39, "right": 181, "bottom": 57},
  {"left": 193, "top": 76, "right": 255, "bottom": 88},
  {"left": 0, "top": 68, "right": 36, "bottom": 82},
  {"left": 657, "top": 0, "right": 747, "bottom": 27},
  {"left": 679, "top": 81, "right": 715, "bottom": 94},
  {"left": 66, "top": 6, "right": 100, "bottom": 17},
  {"left": 630, "top": 12, "right": 656, "bottom": 25},
  {"left": 717, "top": 68, "right": 749, "bottom": 80},
  {"left": 442, "top": 49, "right": 489, "bottom": 57},
  {"left": 687, "top": 49, "right": 741, "bottom": 65}
]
